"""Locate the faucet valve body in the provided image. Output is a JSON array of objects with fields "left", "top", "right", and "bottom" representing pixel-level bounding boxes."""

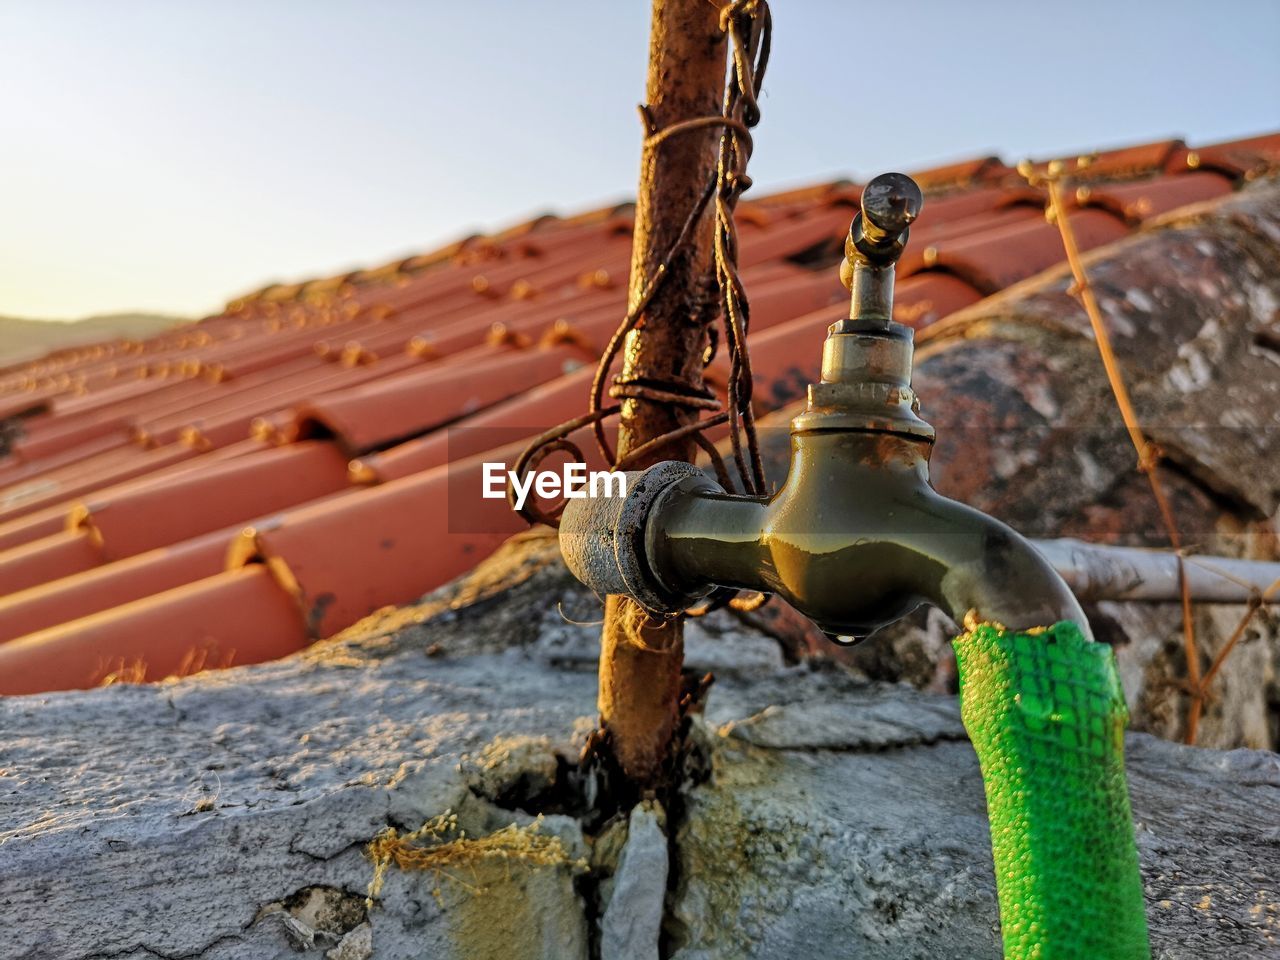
[
  {"left": 792, "top": 318, "right": 934, "bottom": 440},
  {"left": 808, "top": 173, "right": 933, "bottom": 439},
  {"left": 558, "top": 170, "right": 1088, "bottom": 638}
]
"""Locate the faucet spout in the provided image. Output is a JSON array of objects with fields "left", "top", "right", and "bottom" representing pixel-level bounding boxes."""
[
  {"left": 646, "top": 431, "right": 1090, "bottom": 641},
  {"left": 923, "top": 497, "right": 1091, "bottom": 637}
]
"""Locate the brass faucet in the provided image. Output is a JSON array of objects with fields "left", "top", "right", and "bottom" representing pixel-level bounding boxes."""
[{"left": 560, "top": 172, "right": 1090, "bottom": 643}]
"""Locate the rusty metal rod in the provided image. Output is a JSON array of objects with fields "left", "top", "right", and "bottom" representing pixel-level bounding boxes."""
[{"left": 597, "top": 0, "right": 729, "bottom": 787}]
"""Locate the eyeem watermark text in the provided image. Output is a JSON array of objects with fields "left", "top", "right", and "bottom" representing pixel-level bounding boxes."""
[{"left": 483, "top": 462, "right": 627, "bottom": 511}]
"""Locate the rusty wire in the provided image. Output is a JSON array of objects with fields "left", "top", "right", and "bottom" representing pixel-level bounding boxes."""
[
  {"left": 1021, "top": 157, "right": 1272, "bottom": 745},
  {"left": 506, "top": 406, "right": 619, "bottom": 526},
  {"left": 512, "top": 0, "right": 773, "bottom": 527},
  {"left": 708, "top": 0, "right": 771, "bottom": 495},
  {"left": 1198, "top": 575, "right": 1280, "bottom": 693}
]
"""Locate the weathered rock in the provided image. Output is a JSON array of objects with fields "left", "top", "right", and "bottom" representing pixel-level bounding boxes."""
[
  {"left": 674, "top": 670, "right": 1280, "bottom": 960},
  {"left": 0, "top": 561, "right": 597, "bottom": 960},
  {"left": 915, "top": 179, "right": 1280, "bottom": 540},
  {"left": 2, "top": 538, "right": 1277, "bottom": 959},
  {"left": 327, "top": 922, "right": 373, "bottom": 960},
  {"left": 742, "top": 180, "right": 1280, "bottom": 749},
  {"left": 601, "top": 802, "right": 668, "bottom": 960}
]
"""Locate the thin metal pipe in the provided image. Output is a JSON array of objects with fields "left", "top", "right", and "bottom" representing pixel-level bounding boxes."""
[{"left": 1032, "top": 538, "right": 1280, "bottom": 604}]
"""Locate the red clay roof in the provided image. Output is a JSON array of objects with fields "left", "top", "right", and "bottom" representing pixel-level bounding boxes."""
[{"left": 0, "top": 132, "right": 1276, "bottom": 694}]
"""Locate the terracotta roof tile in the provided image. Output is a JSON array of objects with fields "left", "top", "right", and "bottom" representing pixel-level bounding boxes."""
[
  {"left": 892, "top": 273, "right": 985, "bottom": 329},
  {"left": 0, "top": 567, "right": 308, "bottom": 695},
  {"left": 44, "top": 377, "right": 162, "bottom": 417},
  {"left": 1080, "top": 139, "right": 1190, "bottom": 180},
  {"left": 0, "top": 387, "right": 60, "bottom": 421},
  {"left": 0, "top": 439, "right": 267, "bottom": 533},
  {"left": 292, "top": 343, "right": 593, "bottom": 455},
  {"left": 9, "top": 413, "right": 133, "bottom": 462},
  {"left": 134, "top": 360, "right": 322, "bottom": 424},
  {"left": 0, "top": 509, "right": 66, "bottom": 553},
  {"left": 137, "top": 354, "right": 422, "bottom": 448},
  {"left": 1026, "top": 138, "right": 1188, "bottom": 182},
  {"left": 0, "top": 441, "right": 346, "bottom": 602},
  {"left": 736, "top": 311, "right": 826, "bottom": 410},
  {"left": 1, "top": 129, "right": 1272, "bottom": 693},
  {"left": 903, "top": 208, "right": 1130, "bottom": 293},
  {"left": 68, "top": 441, "right": 350, "bottom": 561},
  {"left": 913, "top": 185, "right": 1046, "bottom": 223},
  {"left": 1184, "top": 132, "right": 1280, "bottom": 178},
  {"left": 0, "top": 529, "right": 227, "bottom": 644},
  {"left": 728, "top": 268, "right": 848, "bottom": 330},
  {"left": 341, "top": 285, "right": 626, "bottom": 362},
  {"left": 738, "top": 205, "right": 859, "bottom": 268},
  {"left": 226, "top": 454, "right": 526, "bottom": 638},
  {"left": 909, "top": 155, "right": 1011, "bottom": 192},
  {"left": 0, "top": 434, "right": 136, "bottom": 489},
  {"left": 0, "top": 444, "right": 202, "bottom": 524},
  {"left": 740, "top": 179, "right": 859, "bottom": 210},
  {"left": 0, "top": 529, "right": 103, "bottom": 595},
  {"left": 898, "top": 206, "right": 1047, "bottom": 273},
  {"left": 349, "top": 366, "right": 598, "bottom": 484},
  {"left": 1073, "top": 171, "right": 1235, "bottom": 223}
]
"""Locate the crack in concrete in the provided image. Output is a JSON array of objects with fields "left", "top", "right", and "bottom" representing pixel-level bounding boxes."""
[{"left": 78, "top": 930, "right": 246, "bottom": 960}]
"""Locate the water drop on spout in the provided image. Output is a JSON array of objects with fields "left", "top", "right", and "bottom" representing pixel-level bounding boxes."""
[{"left": 825, "top": 632, "right": 864, "bottom": 647}]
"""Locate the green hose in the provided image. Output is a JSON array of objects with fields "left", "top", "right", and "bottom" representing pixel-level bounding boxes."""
[{"left": 954, "top": 621, "right": 1150, "bottom": 959}]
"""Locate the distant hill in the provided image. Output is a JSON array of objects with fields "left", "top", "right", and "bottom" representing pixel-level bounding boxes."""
[{"left": 0, "top": 313, "right": 188, "bottom": 367}]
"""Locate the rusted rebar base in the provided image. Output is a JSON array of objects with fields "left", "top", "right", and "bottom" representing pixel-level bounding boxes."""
[{"left": 596, "top": 596, "right": 685, "bottom": 788}]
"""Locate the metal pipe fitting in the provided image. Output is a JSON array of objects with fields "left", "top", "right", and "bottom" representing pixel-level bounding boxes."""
[{"left": 558, "top": 460, "right": 717, "bottom": 614}]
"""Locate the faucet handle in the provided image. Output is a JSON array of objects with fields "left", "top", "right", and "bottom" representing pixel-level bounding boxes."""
[
  {"left": 860, "top": 172, "right": 923, "bottom": 243},
  {"left": 845, "top": 172, "right": 923, "bottom": 271}
]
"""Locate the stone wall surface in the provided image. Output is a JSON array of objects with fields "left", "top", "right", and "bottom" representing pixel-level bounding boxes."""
[{"left": 2, "top": 538, "right": 1277, "bottom": 960}]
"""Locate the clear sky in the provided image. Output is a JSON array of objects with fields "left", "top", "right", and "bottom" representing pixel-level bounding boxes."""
[{"left": 2, "top": 0, "right": 1277, "bottom": 321}]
